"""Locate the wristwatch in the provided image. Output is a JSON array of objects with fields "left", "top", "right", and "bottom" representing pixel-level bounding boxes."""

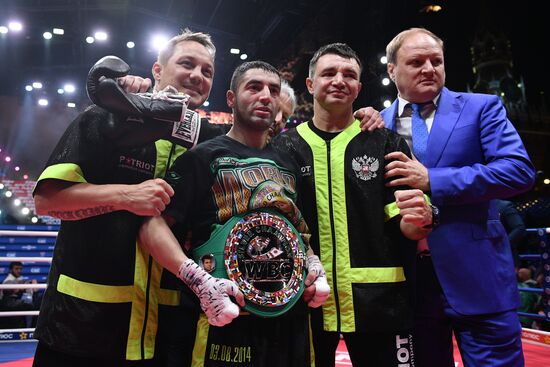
[{"left": 423, "top": 204, "right": 440, "bottom": 229}]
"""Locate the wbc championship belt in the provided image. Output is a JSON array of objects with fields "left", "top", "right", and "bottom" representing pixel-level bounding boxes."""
[{"left": 192, "top": 209, "right": 307, "bottom": 317}]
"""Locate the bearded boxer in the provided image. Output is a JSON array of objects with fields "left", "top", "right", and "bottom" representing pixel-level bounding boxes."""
[
  {"left": 139, "top": 61, "right": 329, "bottom": 367},
  {"left": 32, "top": 29, "right": 220, "bottom": 367}
]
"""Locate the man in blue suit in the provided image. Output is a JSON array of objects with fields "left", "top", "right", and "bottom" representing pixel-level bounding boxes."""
[{"left": 381, "top": 28, "right": 535, "bottom": 367}]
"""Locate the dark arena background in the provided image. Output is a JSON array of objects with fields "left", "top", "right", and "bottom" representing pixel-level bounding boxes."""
[{"left": 0, "top": 0, "right": 548, "bottom": 365}]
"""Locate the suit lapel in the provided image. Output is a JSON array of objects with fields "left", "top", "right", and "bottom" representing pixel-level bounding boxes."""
[
  {"left": 426, "top": 87, "right": 464, "bottom": 167},
  {"left": 381, "top": 99, "right": 399, "bottom": 132}
]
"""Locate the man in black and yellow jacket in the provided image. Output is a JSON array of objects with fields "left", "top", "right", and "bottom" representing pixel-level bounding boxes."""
[
  {"left": 32, "top": 30, "right": 226, "bottom": 367},
  {"left": 272, "top": 43, "right": 434, "bottom": 367}
]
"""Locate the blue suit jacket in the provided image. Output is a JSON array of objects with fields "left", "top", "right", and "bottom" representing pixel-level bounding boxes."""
[{"left": 381, "top": 87, "right": 535, "bottom": 315}]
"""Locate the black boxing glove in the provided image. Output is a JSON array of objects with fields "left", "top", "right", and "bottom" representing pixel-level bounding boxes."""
[
  {"left": 87, "top": 55, "right": 131, "bottom": 106},
  {"left": 87, "top": 55, "right": 202, "bottom": 148}
]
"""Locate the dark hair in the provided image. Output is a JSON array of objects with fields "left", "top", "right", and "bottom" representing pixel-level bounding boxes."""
[
  {"left": 230, "top": 61, "right": 281, "bottom": 93},
  {"left": 9, "top": 261, "right": 23, "bottom": 270},
  {"left": 309, "top": 43, "right": 363, "bottom": 78}
]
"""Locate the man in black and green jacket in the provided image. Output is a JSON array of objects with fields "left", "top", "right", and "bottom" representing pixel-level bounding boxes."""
[{"left": 272, "top": 43, "right": 434, "bottom": 367}]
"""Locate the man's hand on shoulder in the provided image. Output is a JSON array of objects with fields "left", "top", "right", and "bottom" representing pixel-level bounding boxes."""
[{"left": 354, "top": 107, "right": 384, "bottom": 132}]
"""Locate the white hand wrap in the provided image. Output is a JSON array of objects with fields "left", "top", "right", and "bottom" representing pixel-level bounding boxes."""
[
  {"left": 305, "top": 254, "right": 330, "bottom": 308},
  {"left": 178, "top": 259, "right": 241, "bottom": 326}
]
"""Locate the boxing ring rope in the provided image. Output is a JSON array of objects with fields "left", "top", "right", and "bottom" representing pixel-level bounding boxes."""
[
  {"left": 0, "top": 311, "right": 40, "bottom": 317},
  {"left": 0, "top": 228, "right": 54, "bottom": 342},
  {"left": 0, "top": 258, "right": 52, "bottom": 264},
  {"left": 0, "top": 230, "right": 58, "bottom": 238},
  {"left": 0, "top": 284, "right": 47, "bottom": 290}
]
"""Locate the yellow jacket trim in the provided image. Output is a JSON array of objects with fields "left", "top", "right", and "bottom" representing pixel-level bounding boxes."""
[
  {"left": 127, "top": 140, "right": 184, "bottom": 359},
  {"left": 34, "top": 163, "right": 87, "bottom": 195},
  {"left": 349, "top": 267, "right": 405, "bottom": 283},
  {"left": 57, "top": 274, "right": 134, "bottom": 303},
  {"left": 385, "top": 194, "right": 431, "bottom": 221},
  {"left": 158, "top": 288, "right": 181, "bottom": 306},
  {"left": 126, "top": 244, "right": 156, "bottom": 360},
  {"left": 155, "top": 139, "right": 187, "bottom": 178},
  {"left": 126, "top": 141, "right": 186, "bottom": 360},
  {"left": 192, "top": 314, "right": 210, "bottom": 367},
  {"left": 327, "top": 121, "right": 359, "bottom": 332},
  {"left": 384, "top": 202, "right": 400, "bottom": 221},
  {"left": 297, "top": 122, "right": 338, "bottom": 329}
]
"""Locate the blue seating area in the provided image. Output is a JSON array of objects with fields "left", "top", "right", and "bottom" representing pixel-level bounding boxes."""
[{"left": 0, "top": 225, "right": 59, "bottom": 283}]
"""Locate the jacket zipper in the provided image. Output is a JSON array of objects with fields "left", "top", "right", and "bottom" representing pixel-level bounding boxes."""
[{"left": 326, "top": 140, "right": 341, "bottom": 332}]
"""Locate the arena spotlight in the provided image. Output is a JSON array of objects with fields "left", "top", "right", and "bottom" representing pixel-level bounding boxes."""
[
  {"left": 383, "top": 100, "right": 392, "bottom": 108},
  {"left": 43, "top": 32, "right": 53, "bottom": 40},
  {"left": 382, "top": 77, "right": 390, "bottom": 86},
  {"left": 32, "top": 82, "right": 43, "bottom": 89},
  {"left": 230, "top": 48, "right": 240, "bottom": 54},
  {"left": 380, "top": 56, "right": 388, "bottom": 64},
  {"left": 67, "top": 102, "right": 76, "bottom": 108},
  {"left": 21, "top": 207, "right": 30, "bottom": 215},
  {"left": 86, "top": 36, "right": 95, "bottom": 44},
  {"left": 5, "top": 191, "right": 12, "bottom": 198},
  {"left": 57, "top": 88, "right": 64, "bottom": 94},
  {"left": 38, "top": 98, "right": 49, "bottom": 106},
  {"left": 544, "top": 179, "right": 550, "bottom": 185},
  {"left": 0, "top": 183, "right": 3, "bottom": 189},
  {"left": 203, "top": 101, "right": 210, "bottom": 107},
  {"left": 14, "top": 199, "right": 21, "bottom": 206},
  {"left": 94, "top": 31, "right": 108, "bottom": 41},
  {"left": 31, "top": 216, "right": 39, "bottom": 223},
  {"left": 126, "top": 41, "right": 135, "bottom": 49},
  {"left": 240, "top": 54, "right": 248, "bottom": 60},
  {"left": 151, "top": 35, "right": 168, "bottom": 51},
  {"left": 421, "top": 4, "right": 442, "bottom": 13},
  {"left": 25, "top": 85, "right": 33, "bottom": 92},
  {"left": 64, "top": 84, "right": 76, "bottom": 93},
  {"left": 23, "top": 174, "right": 29, "bottom": 180},
  {"left": 53, "top": 28, "right": 64, "bottom": 35},
  {"left": 4, "top": 156, "right": 11, "bottom": 162},
  {"left": 14, "top": 166, "right": 20, "bottom": 172},
  {"left": 8, "top": 21, "right": 23, "bottom": 32},
  {"left": 0, "top": 26, "right": 8, "bottom": 34}
]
